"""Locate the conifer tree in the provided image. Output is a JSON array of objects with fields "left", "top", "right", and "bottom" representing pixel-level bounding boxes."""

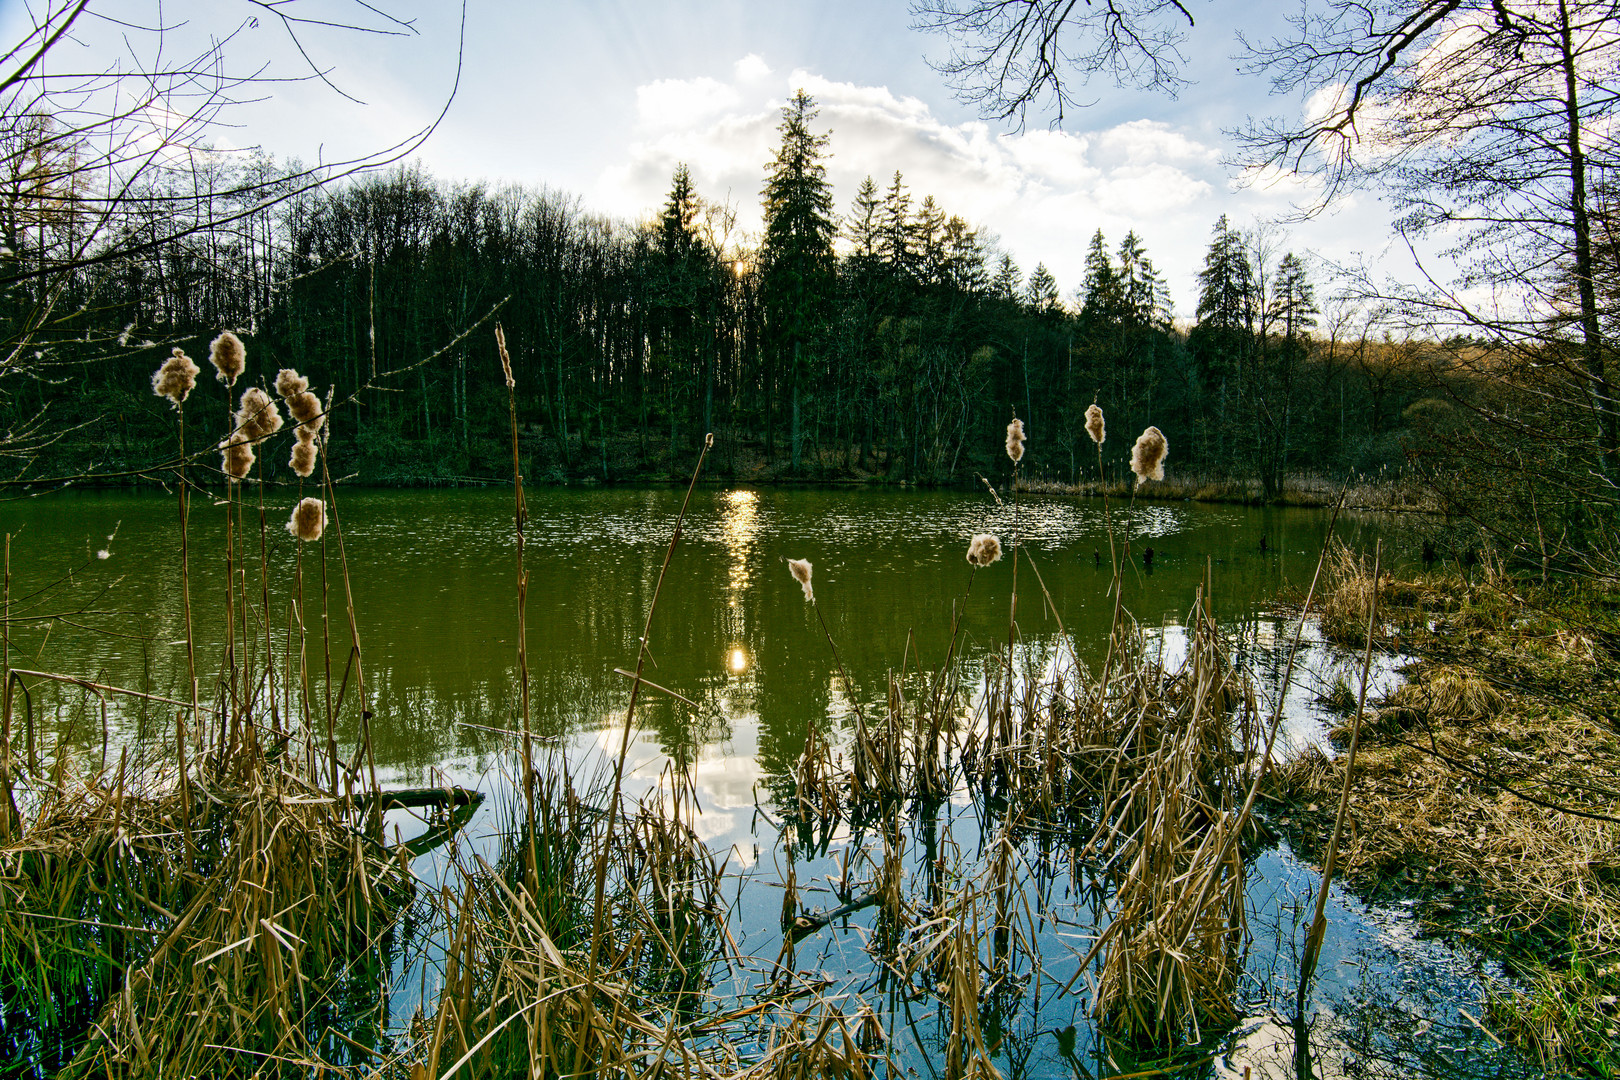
[
  {"left": 761, "top": 89, "right": 837, "bottom": 471},
  {"left": 846, "top": 175, "right": 882, "bottom": 261},
  {"left": 878, "top": 170, "right": 914, "bottom": 277},
  {"left": 1026, "top": 262, "right": 1060, "bottom": 313},
  {"left": 990, "top": 252, "right": 1022, "bottom": 303},
  {"left": 1269, "top": 252, "right": 1317, "bottom": 341}
]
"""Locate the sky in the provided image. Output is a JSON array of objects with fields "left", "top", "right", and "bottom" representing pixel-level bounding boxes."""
[{"left": 7, "top": 0, "right": 1420, "bottom": 316}]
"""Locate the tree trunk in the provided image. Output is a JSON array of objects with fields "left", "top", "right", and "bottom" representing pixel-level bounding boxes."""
[{"left": 1560, "top": 0, "right": 1619, "bottom": 477}]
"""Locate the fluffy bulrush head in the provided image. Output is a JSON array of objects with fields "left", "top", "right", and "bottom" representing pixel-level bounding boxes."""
[
  {"left": 788, "top": 558, "right": 814, "bottom": 603},
  {"left": 209, "top": 331, "right": 245, "bottom": 386},
  {"left": 235, "top": 387, "right": 283, "bottom": 442},
  {"left": 1085, "top": 403, "right": 1105, "bottom": 446},
  {"left": 275, "top": 368, "right": 309, "bottom": 399},
  {"left": 287, "top": 497, "right": 326, "bottom": 542},
  {"left": 966, "top": 533, "right": 1002, "bottom": 567},
  {"left": 221, "top": 437, "right": 255, "bottom": 481},
  {"left": 288, "top": 391, "right": 324, "bottom": 438},
  {"left": 289, "top": 439, "right": 318, "bottom": 478},
  {"left": 1006, "top": 418, "right": 1026, "bottom": 464},
  {"left": 151, "top": 348, "right": 200, "bottom": 408},
  {"left": 1130, "top": 426, "right": 1168, "bottom": 485}
]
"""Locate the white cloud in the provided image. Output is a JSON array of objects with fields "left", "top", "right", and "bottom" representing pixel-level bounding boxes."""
[
  {"left": 597, "top": 66, "right": 1395, "bottom": 311},
  {"left": 734, "top": 54, "right": 771, "bottom": 82},
  {"left": 636, "top": 76, "right": 741, "bottom": 131}
]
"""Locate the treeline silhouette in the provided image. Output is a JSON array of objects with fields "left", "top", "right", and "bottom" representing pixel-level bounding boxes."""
[{"left": 4, "top": 94, "right": 1450, "bottom": 492}]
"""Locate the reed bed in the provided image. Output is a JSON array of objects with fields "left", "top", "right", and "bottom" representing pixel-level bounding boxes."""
[
  {"left": 0, "top": 344, "right": 1370, "bottom": 1079},
  {"left": 1268, "top": 552, "right": 1620, "bottom": 1073}
]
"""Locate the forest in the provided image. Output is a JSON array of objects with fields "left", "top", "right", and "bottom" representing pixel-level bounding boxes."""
[
  {"left": 7, "top": 2, "right": 1620, "bottom": 1077},
  {"left": 4, "top": 91, "right": 1461, "bottom": 498}
]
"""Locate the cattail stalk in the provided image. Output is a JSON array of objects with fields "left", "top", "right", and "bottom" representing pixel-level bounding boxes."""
[
  {"left": 1296, "top": 539, "right": 1381, "bottom": 1057},
  {"left": 578, "top": 430, "right": 713, "bottom": 1080},
  {"left": 318, "top": 430, "right": 379, "bottom": 817},
  {"left": 2, "top": 533, "right": 11, "bottom": 839},
  {"left": 496, "top": 323, "right": 537, "bottom": 878}
]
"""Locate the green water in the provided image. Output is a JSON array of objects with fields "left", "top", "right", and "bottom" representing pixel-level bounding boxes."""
[
  {"left": 2, "top": 486, "right": 1387, "bottom": 777},
  {"left": 2, "top": 487, "right": 1544, "bottom": 1078}
]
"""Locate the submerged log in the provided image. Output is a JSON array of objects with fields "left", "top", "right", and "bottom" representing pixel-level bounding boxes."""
[
  {"left": 787, "top": 890, "right": 883, "bottom": 939},
  {"left": 356, "top": 786, "right": 482, "bottom": 811}
]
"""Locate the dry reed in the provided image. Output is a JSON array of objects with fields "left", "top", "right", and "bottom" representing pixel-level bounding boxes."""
[
  {"left": 1085, "top": 403, "right": 1105, "bottom": 446},
  {"left": 967, "top": 533, "right": 1002, "bottom": 567},
  {"left": 287, "top": 497, "right": 325, "bottom": 542},
  {"left": 789, "top": 558, "right": 814, "bottom": 602},
  {"left": 209, "top": 330, "right": 245, "bottom": 386},
  {"left": 1130, "top": 426, "right": 1168, "bottom": 485},
  {"left": 150, "top": 349, "right": 199, "bottom": 408}
]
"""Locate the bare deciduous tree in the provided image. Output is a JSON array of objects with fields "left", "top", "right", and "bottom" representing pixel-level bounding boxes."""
[
  {"left": 0, "top": 0, "right": 462, "bottom": 455},
  {"left": 911, "top": 0, "right": 1198, "bottom": 127}
]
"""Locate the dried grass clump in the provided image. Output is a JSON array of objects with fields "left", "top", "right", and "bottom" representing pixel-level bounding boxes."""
[
  {"left": 274, "top": 368, "right": 309, "bottom": 399},
  {"left": 1129, "top": 426, "right": 1167, "bottom": 485},
  {"left": 234, "top": 386, "right": 283, "bottom": 442},
  {"left": 966, "top": 533, "right": 1002, "bottom": 567},
  {"left": 0, "top": 741, "right": 412, "bottom": 1077},
  {"left": 1380, "top": 666, "right": 1506, "bottom": 727},
  {"left": 1085, "top": 403, "right": 1105, "bottom": 446},
  {"left": 208, "top": 330, "right": 245, "bottom": 386},
  {"left": 150, "top": 348, "right": 199, "bottom": 408},
  {"left": 1005, "top": 417, "right": 1026, "bottom": 463},
  {"left": 288, "top": 497, "right": 326, "bottom": 542},
  {"left": 789, "top": 558, "right": 814, "bottom": 602}
]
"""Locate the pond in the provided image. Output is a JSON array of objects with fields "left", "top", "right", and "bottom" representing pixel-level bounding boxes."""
[{"left": 0, "top": 486, "right": 1540, "bottom": 1078}]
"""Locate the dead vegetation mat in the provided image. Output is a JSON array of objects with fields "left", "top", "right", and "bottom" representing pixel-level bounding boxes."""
[{"left": 1266, "top": 562, "right": 1620, "bottom": 1073}]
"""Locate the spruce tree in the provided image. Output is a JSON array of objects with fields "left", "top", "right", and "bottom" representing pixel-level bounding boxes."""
[
  {"left": 761, "top": 88, "right": 837, "bottom": 471},
  {"left": 1026, "top": 262, "right": 1060, "bottom": 313},
  {"left": 1269, "top": 252, "right": 1318, "bottom": 341},
  {"left": 845, "top": 175, "right": 881, "bottom": 261},
  {"left": 878, "top": 170, "right": 913, "bottom": 277},
  {"left": 990, "top": 252, "right": 1022, "bottom": 303}
]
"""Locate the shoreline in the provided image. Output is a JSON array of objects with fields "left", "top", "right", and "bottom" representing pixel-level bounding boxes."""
[
  {"left": 10, "top": 468, "right": 1439, "bottom": 513},
  {"left": 1265, "top": 557, "right": 1620, "bottom": 1074}
]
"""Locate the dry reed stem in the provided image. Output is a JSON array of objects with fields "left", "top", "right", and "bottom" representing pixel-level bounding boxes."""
[{"left": 1295, "top": 540, "right": 1381, "bottom": 1062}]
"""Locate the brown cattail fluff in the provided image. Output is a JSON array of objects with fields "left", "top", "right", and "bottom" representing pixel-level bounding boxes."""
[
  {"left": 151, "top": 348, "right": 200, "bottom": 408},
  {"left": 788, "top": 558, "right": 814, "bottom": 603},
  {"left": 1006, "top": 418, "right": 1026, "bottom": 463},
  {"left": 1130, "top": 426, "right": 1168, "bottom": 485},
  {"left": 289, "top": 438, "right": 318, "bottom": 478},
  {"left": 287, "top": 497, "right": 326, "bottom": 542},
  {"left": 966, "top": 533, "right": 1003, "bottom": 567},
  {"left": 1085, "top": 403, "right": 1105, "bottom": 446},
  {"left": 275, "top": 368, "right": 309, "bottom": 400},
  {"left": 288, "top": 391, "right": 324, "bottom": 437},
  {"left": 209, "top": 331, "right": 246, "bottom": 386},
  {"left": 235, "top": 386, "right": 283, "bottom": 442},
  {"left": 221, "top": 438, "right": 255, "bottom": 481}
]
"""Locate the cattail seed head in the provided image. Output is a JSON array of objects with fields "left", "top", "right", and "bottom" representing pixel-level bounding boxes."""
[
  {"left": 788, "top": 558, "right": 814, "bottom": 603},
  {"left": 288, "top": 391, "right": 324, "bottom": 436},
  {"left": 1085, "top": 404, "right": 1105, "bottom": 446},
  {"left": 1130, "top": 426, "right": 1168, "bottom": 485},
  {"left": 289, "top": 438, "right": 318, "bottom": 478},
  {"left": 209, "top": 331, "right": 245, "bottom": 386},
  {"left": 288, "top": 497, "right": 325, "bottom": 542},
  {"left": 1005, "top": 417, "right": 1026, "bottom": 463},
  {"left": 967, "top": 533, "right": 1003, "bottom": 567},
  {"left": 235, "top": 386, "right": 283, "bottom": 442},
  {"left": 275, "top": 368, "right": 309, "bottom": 399},
  {"left": 151, "top": 348, "right": 200, "bottom": 408},
  {"left": 221, "top": 437, "right": 255, "bottom": 481}
]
